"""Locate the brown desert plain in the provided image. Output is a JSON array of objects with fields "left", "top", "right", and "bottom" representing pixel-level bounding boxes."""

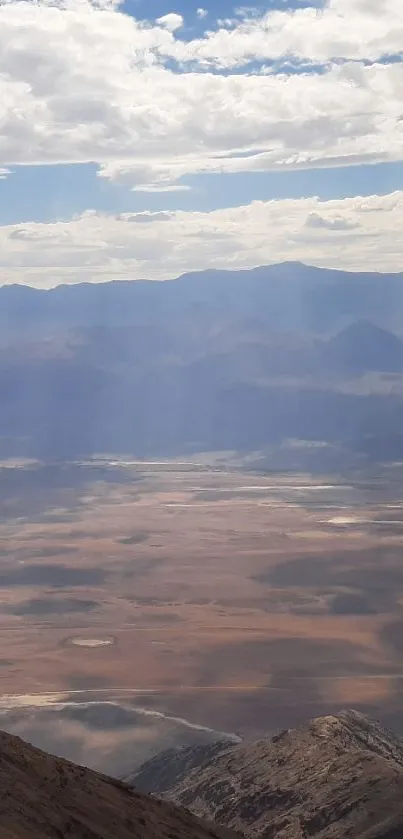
[{"left": 2, "top": 456, "right": 403, "bottom": 775}]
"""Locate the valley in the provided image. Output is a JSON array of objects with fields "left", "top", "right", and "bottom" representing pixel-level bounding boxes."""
[{"left": 2, "top": 457, "right": 403, "bottom": 773}]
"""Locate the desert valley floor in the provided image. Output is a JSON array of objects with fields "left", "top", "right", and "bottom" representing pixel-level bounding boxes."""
[{"left": 2, "top": 456, "right": 403, "bottom": 774}]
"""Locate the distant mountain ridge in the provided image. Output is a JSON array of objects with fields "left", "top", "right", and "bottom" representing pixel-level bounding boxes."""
[
  {"left": 129, "top": 710, "right": 403, "bottom": 839},
  {"left": 2, "top": 262, "right": 403, "bottom": 337},
  {"left": 2, "top": 263, "right": 403, "bottom": 463}
]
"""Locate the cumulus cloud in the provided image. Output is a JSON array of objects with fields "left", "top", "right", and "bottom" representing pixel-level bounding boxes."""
[
  {"left": 0, "top": 0, "right": 403, "bottom": 189},
  {"left": 156, "top": 13, "right": 183, "bottom": 31},
  {"left": 1, "top": 192, "right": 403, "bottom": 287},
  {"left": 196, "top": 8, "right": 208, "bottom": 19},
  {"left": 305, "top": 212, "right": 359, "bottom": 230},
  {"left": 174, "top": 0, "right": 403, "bottom": 67},
  {"left": 121, "top": 212, "right": 173, "bottom": 223}
]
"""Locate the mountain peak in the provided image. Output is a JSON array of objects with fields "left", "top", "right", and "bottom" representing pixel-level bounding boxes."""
[
  {"left": 131, "top": 710, "right": 403, "bottom": 839},
  {"left": 309, "top": 708, "right": 376, "bottom": 734},
  {"left": 327, "top": 319, "right": 403, "bottom": 373}
]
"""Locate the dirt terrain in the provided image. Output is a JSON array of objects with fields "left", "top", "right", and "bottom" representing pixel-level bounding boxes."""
[
  {"left": 2, "top": 458, "right": 403, "bottom": 771},
  {"left": 0, "top": 727, "right": 238, "bottom": 839}
]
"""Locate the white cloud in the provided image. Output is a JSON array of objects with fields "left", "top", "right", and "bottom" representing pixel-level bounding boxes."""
[
  {"left": 97, "top": 161, "right": 192, "bottom": 191},
  {"left": 1, "top": 0, "right": 403, "bottom": 190},
  {"left": 156, "top": 13, "right": 183, "bottom": 31},
  {"left": 121, "top": 211, "right": 173, "bottom": 222},
  {"left": 1, "top": 191, "right": 403, "bottom": 287},
  {"left": 305, "top": 212, "right": 359, "bottom": 230},
  {"left": 175, "top": 0, "right": 403, "bottom": 67},
  {"left": 196, "top": 8, "right": 208, "bottom": 19},
  {"left": 0, "top": 169, "right": 10, "bottom": 180}
]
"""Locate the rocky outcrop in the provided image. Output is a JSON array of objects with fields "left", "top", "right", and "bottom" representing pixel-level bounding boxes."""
[{"left": 130, "top": 710, "right": 403, "bottom": 839}]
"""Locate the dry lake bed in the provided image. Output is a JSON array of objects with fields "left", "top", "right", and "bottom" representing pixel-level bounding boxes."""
[{"left": 1, "top": 456, "right": 403, "bottom": 773}]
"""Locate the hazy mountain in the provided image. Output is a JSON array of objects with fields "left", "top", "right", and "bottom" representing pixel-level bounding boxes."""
[
  {"left": 2, "top": 264, "right": 403, "bottom": 463},
  {"left": 130, "top": 710, "right": 403, "bottom": 839},
  {"left": 2, "top": 262, "right": 403, "bottom": 338},
  {"left": 0, "top": 728, "right": 238, "bottom": 839},
  {"left": 325, "top": 320, "right": 403, "bottom": 374}
]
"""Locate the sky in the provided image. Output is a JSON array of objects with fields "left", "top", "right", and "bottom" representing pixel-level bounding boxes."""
[{"left": 1, "top": 0, "right": 403, "bottom": 286}]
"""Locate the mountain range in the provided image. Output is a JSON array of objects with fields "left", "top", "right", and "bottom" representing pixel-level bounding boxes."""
[
  {"left": 3, "top": 263, "right": 403, "bottom": 464},
  {"left": 4, "top": 710, "right": 403, "bottom": 838}
]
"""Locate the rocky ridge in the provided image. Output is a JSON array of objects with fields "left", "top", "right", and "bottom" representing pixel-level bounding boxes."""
[{"left": 129, "top": 710, "right": 403, "bottom": 839}]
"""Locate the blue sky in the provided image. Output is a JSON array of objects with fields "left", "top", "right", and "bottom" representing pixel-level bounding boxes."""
[
  {"left": 0, "top": 0, "right": 403, "bottom": 285},
  {"left": 2, "top": 161, "right": 403, "bottom": 226},
  {"left": 123, "top": 0, "right": 321, "bottom": 23}
]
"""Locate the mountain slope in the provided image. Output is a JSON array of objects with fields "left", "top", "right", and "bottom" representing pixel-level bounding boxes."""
[
  {"left": 129, "top": 710, "right": 403, "bottom": 839},
  {"left": 325, "top": 320, "right": 403, "bottom": 373},
  {"left": 0, "top": 728, "right": 239, "bottom": 839}
]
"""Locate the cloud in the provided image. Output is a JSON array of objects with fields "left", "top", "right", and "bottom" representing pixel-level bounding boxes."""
[
  {"left": 0, "top": 169, "right": 11, "bottom": 180},
  {"left": 1, "top": 191, "right": 403, "bottom": 287},
  {"left": 8, "top": 228, "right": 35, "bottom": 240},
  {"left": 156, "top": 13, "right": 183, "bottom": 32},
  {"left": 0, "top": 0, "right": 403, "bottom": 190},
  {"left": 174, "top": 0, "right": 403, "bottom": 68},
  {"left": 121, "top": 212, "right": 173, "bottom": 223},
  {"left": 196, "top": 8, "right": 208, "bottom": 19},
  {"left": 305, "top": 212, "right": 359, "bottom": 230}
]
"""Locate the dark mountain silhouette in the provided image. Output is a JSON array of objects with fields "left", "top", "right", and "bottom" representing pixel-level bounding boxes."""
[
  {"left": 0, "top": 728, "right": 238, "bottom": 839},
  {"left": 129, "top": 710, "right": 403, "bottom": 839}
]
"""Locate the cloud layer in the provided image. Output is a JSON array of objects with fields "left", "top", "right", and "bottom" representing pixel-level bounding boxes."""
[
  {"left": 2, "top": 192, "right": 403, "bottom": 287},
  {"left": 172, "top": 0, "right": 403, "bottom": 68},
  {"left": 2, "top": 0, "right": 402, "bottom": 284},
  {"left": 1, "top": 0, "right": 403, "bottom": 190}
]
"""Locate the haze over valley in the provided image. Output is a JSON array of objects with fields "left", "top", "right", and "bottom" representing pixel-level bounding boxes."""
[
  {"left": 4, "top": 263, "right": 403, "bottom": 466},
  {"left": 2, "top": 450, "right": 403, "bottom": 774},
  {"left": 3, "top": 263, "right": 403, "bottom": 774},
  {"left": 4, "top": 0, "right": 403, "bottom": 834}
]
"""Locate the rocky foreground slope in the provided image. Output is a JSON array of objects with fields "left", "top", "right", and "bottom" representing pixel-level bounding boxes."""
[
  {"left": 0, "top": 729, "right": 239, "bottom": 839},
  {"left": 129, "top": 710, "right": 403, "bottom": 839}
]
